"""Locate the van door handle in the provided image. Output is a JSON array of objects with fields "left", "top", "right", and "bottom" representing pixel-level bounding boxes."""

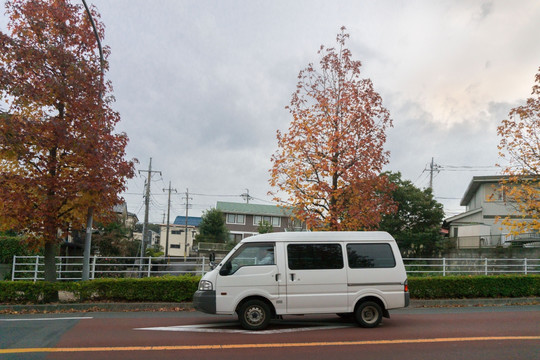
[
  {"left": 290, "top": 273, "right": 296, "bottom": 281},
  {"left": 275, "top": 273, "right": 281, "bottom": 281}
]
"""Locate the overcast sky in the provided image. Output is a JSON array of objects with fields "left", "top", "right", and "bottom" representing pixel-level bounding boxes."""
[{"left": 2, "top": 0, "right": 539, "bottom": 224}]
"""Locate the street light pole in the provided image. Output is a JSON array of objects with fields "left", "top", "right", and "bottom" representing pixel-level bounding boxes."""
[{"left": 81, "top": 0, "right": 104, "bottom": 281}]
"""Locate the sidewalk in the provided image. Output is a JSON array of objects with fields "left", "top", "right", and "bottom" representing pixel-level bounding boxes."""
[{"left": 1, "top": 297, "right": 538, "bottom": 314}]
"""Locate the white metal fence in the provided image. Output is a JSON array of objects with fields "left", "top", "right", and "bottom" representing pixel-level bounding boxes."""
[
  {"left": 11, "top": 255, "right": 212, "bottom": 281},
  {"left": 403, "top": 258, "right": 540, "bottom": 276},
  {"left": 10, "top": 256, "right": 540, "bottom": 281}
]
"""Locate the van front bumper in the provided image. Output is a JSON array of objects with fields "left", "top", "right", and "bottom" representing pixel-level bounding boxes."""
[{"left": 193, "top": 290, "right": 216, "bottom": 314}]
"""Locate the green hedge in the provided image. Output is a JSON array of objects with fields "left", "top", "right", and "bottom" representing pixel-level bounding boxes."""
[
  {"left": 408, "top": 275, "right": 540, "bottom": 299},
  {"left": 0, "top": 275, "right": 538, "bottom": 304},
  {"left": 0, "top": 275, "right": 200, "bottom": 304}
]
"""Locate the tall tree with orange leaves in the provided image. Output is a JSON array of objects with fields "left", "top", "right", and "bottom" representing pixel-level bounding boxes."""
[
  {"left": 496, "top": 67, "right": 540, "bottom": 235},
  {"left": 0, "top": 0, "right": 135, "bottom": 281},
  {"left": 270, "top": 27, "right": 395, "bottom": 230}
]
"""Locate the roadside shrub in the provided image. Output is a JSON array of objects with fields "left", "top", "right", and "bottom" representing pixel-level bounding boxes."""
[
  {"left": 73, "top": 275, "right": 200, "bottom": 302},
  {"left": 1, "top": 275, "right": 538, "bottom": 304},
  {"left": 409, "top": 275, "right": 540, "bottom": 299},
  {"left": 0, "top": 281, "right": 59, "bottom": 303}
]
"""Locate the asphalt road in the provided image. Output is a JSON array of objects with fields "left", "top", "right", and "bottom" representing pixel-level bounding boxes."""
[{"left": 1, "top": 305, "right": 539, "bottom": 360}]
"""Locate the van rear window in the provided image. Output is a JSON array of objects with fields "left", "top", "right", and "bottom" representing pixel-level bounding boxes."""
[
  {"left": 287, "top": 244, "right": 343, "bottom": 270},
  {"left": 346, "top": 243, "right": 396, "bottom": 268}
]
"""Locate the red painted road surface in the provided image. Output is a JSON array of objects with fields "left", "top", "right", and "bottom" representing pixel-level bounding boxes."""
[{"left": 1, "top": 307, "right": 539, "bottom": 360}]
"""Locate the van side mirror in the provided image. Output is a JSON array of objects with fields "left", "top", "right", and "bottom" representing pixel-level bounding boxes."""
[{"left": 209, "top": 252, "right": 215, "bottom": 262}]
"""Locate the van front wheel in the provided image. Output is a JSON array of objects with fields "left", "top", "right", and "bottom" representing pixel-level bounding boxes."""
[
  {"left": 355, "top": 301, "right": 383, "bottom": 328},
  {"left": 238, "top": 300, "right": 271, "bottom": 331}
]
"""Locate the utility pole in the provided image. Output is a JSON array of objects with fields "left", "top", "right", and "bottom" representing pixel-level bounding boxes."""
[
  {"left": 183, "top": 188, "right": 193, "bottom": 261},
  {"left": 428, "top": 157, "right": 441, "bottom": 190},
  {"left": 163, "top": 181, "right": 177, "bottom": 258},
  {"left": 138, "top": 158, "right": 161, "bottom": 258},
  {"left": 241, "top": 189, "right": 253, "bottom": 204}
]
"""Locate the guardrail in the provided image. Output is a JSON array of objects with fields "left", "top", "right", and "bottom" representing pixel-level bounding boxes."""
[
  {"left": 11, "top": 255, "right": 213, "bottom": 281},
  {"left": 403, "top": 257, "right": 540, "bottom": 276},
  {"left": 10, "top": 256, "right": 540, "bottom": 281}
]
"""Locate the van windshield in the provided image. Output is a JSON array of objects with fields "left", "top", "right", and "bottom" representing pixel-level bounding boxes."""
[{"left": 220, "top": 242, "right": 275, "bottom": 275}]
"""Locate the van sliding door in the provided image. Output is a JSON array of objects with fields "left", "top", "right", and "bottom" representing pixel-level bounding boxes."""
[{"left": 285, "top": 243, "right": 348, "bottom": 314}]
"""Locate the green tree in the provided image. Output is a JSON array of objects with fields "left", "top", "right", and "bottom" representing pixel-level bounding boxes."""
[
  {"left": 378, "top": 172, "right": 445, "bottom": 257},
  {"left": 257, "top": 221, "right": 273, "bottom": 234},
  {"left": 195, "top": 208, "right": 229, "bottom": 243},
  {"left": 145, "top": 244, "right": 164, "bottom": 258}
]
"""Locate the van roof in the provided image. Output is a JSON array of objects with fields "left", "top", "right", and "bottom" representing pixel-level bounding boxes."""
[{"left": 240, "top": 231, "right": 395, "bottom": 243}]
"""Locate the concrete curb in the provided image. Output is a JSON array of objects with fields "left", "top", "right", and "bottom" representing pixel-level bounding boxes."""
[{"left": 0, "top": 298, "right": 538, "bottom": 314}]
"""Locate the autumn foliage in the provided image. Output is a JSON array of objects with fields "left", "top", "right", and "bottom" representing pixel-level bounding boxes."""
[
  {"left": 0, "top": 0, "right": 134, "bottom": 278},
  {"left": 496, "top": 66, "right": 540, "bottom": 235},
  {"left": 270, "top": 27, "right": 395, "bottom": 230}
]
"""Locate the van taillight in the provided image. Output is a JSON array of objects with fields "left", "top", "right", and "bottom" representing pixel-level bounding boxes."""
[{"left": 404, "top": 281, "right": 409, "bottom": 292}]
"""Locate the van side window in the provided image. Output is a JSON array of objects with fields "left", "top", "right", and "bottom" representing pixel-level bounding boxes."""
[
  {"left": 287, "top": 244, "right": 343, "bottom": 270},
  {"left": 220, "top": 242, "right": 275, "bottom": 275},
  {"left": 347, "top": 243, "right": 396, "bottom": 268}
]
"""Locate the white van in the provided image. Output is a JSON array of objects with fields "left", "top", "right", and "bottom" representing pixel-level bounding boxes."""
[{"left": 194, "top": 231, "right": 409, "bottom": 330}]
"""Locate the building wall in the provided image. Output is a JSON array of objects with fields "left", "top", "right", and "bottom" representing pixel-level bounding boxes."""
[{"left": 159, "top": 225, "right": 198, "bottom": 257}]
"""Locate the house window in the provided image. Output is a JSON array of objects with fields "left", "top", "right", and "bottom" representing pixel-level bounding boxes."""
[
  {"left": 171, "top": 230, "right": 183, "bottom": 235},
  {"left": 485, "top": 185, "right": 506, "bottom": 202},
  {"left": 170, "top": 244, "right": 181, "bottom": 249},
  {"left": 227, "top": 213, "right": 245, "bottom": 224},
  {"left": 253, "top": 216, "right": 281, "bottom": 227}
]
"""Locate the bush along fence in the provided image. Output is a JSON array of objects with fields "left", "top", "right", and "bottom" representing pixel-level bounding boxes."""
[
  {"left": 0, "top": 275, "right": 539, "bottom": 304},
  {"left": 0, "top": 275, "right": 200, "bottom": 304}
]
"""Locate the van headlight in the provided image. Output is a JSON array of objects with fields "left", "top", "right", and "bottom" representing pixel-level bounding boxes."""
[{"left": 198, "top": 280, "right": 213, "bottom": 291}]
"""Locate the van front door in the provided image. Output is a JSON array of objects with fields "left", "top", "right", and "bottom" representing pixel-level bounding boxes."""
[
  {"left": 216, "top": 242, "right": 280, "bottom": 314},
  {"left": 285, "top": 243, "right": 348, "bottom": 314}
]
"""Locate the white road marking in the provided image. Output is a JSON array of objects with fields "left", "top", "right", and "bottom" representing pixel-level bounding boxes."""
[
  {"left": 0, "top": 317, "right": 93, "bottom": 321},
  {"left": 135, "top": 321, "right": 355, "bottom": 334}
]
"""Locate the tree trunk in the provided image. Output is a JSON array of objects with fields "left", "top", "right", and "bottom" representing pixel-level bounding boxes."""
[{"left": 43, "top": 242, "right": 57, "bottom": 282}]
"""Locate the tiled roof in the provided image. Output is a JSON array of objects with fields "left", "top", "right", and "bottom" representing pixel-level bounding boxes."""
[{"left": 216, "top": 201, "right": 292, "bottom": 217}]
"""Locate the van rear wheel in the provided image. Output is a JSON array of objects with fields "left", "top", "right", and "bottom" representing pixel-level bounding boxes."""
[
  {"left": 355, "top": 301, "right": 383, "bottom": 328},
  {"left": 238, "top": 299, "right": 271, "bottom": 331}
]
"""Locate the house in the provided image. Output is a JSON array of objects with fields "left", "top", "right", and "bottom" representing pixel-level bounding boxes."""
[
  {"left": 113, "top": 203, "right": 138, "bottom": 230},
  {"left": 159, "top": 216, "right": 201, "bottom": 257},
  {"left": 444, "top": 175, "right": 539, "bottom": 248},
  {"left": 216, "top": 201, "right": 305, "bottom": 243},
  {"left": 133, "top": 229, "right": 160, "bottom": 247}
]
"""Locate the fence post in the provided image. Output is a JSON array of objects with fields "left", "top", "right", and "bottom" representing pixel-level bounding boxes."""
[
  {"left": 33, "top": 256, "right": 40, "bottom": 282},
  {"left": 485, "top": 258, "right": 488, "bottom": 276},
  {"left": 442, "top": 258, "right": 446, "bottom": 276},
  {"left": 147, "top": 257, "right": 152, "bottom": 277},
  {"left": 524, "top": 258, "right": 528, "bottom": 275},
  {"left": 91, "top": 255, "right": 97, "bottom": 280},
  {"left": 11, "top": 255, "right": 16, "bottom": 281},
  {"left": 201, "top": 256, "right": 205, "bottom": 276}
]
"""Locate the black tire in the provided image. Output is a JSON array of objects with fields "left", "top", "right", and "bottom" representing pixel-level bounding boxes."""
[
  {"left": 238, "top": 299, "right": 271, "bottom": 331},
  {"left": 355, "top": 301, "right": 383, "bottom": 328}
]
